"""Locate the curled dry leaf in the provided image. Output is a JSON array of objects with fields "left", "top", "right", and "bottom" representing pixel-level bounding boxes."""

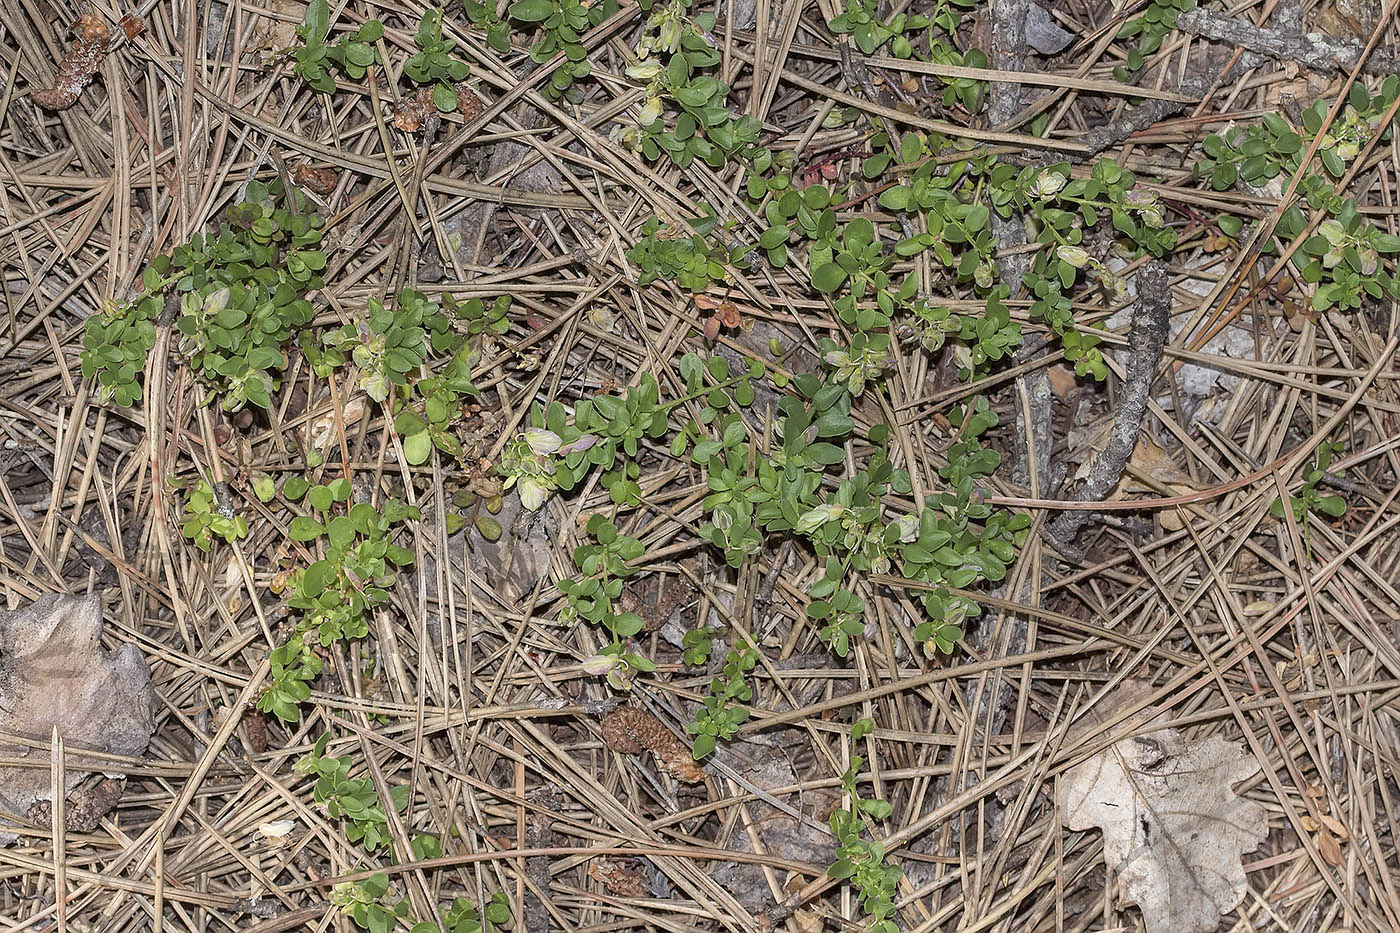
[
  {"left": 600, "top": 707, "right": 705, "bottom": 783},
  {"left": 31, "top": 15, "right": 111, "bottom": 111},
  {"left": 587, "top": 857, "right": 650, "bottom": 896},
  {"left": 0, "top": 594, "right": 156, "bottom": 844},
  {"left": 1061, "top": 680, "right": 1268, "bottom": 933},
  {"left": 293, "top": 163, "right": 339, "bottom": 196}
]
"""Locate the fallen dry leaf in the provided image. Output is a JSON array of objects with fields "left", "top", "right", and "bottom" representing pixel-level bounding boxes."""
[
  {"left": 0, "top": 594, "right": 156, "bottom": 844},
  {"left": 293, "top": 163, "right": 339, "bottom": 196},
  {"left": 588, "top": 857, "right": 650, "bottom": 896},
  {"left": 1062, "top": 681, "right": 1268, "bottom": 933}
]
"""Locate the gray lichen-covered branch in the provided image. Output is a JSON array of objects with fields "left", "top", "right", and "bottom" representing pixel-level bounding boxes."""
[
  {"left": 1176, "top": 8, "right": 1400, "bottom": 76},
  {"left": 1045, "top": 261, "right": 1172, "bottom": 550}
]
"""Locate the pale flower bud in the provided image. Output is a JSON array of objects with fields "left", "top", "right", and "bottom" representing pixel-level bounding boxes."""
[
  {"left": 1123, "top": 189, "right": 1157, "bottom": 209},
  {"left": 795, "top": 503, "right": 845, "bottom": 535},
  {"left": 581, "top": 654, "right": 618, "bottom": 675},
  {"left": 625, "top": 59, "right": 662, "bottom": 81},
  {"left": 517, "top": 475, "right": 551, "bottom": 511},
  {"left": 1057, "top": 244, "right": 1090, "bottom": 268}
]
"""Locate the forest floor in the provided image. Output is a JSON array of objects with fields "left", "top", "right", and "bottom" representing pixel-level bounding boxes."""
[{"left": 1, "top": 0, "right": 1399, "bottom": 930}]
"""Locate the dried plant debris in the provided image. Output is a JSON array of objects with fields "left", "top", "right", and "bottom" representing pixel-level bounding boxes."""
[
  {"left": 588, "top": 857, "right": 651, "bottom": 897},
  {"left": 30, "top": 14, "right": 113, "bottom": 111},
  {"left": 601, "top": 707, "right": 705, "bottom": 783},
  {"left": 26, "top": 776, "right": 124, "bottom": 834},
  {"left": 1062, "top": 681, "right": 1269, "bottom": 933},
  {"left": 293, "top": 163, "right": 339, "bottom": 196},
  {"left": 0, "top": 593, "right": 156, "bottom": 844},
  {"left": 711, "top": 745, "right": 838, "bottom": 910},
  {"left": 391, "top": 84, "right": 482, "bottom": 132}
]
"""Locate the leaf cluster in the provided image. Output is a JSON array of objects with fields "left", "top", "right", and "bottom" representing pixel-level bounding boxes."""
[
  {"left": 179, "top": 478, "right": 249, "bottom": 552},
  {"left": 403, "top": 8, "right": 473, "bottom": 113},
  {"left": 294, "top": 0, "right": 383, "bottom": 94}
]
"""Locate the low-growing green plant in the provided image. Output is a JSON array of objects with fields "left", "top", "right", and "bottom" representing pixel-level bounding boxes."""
[
  {"left": 179, "top": 478, "right": 249, "bottom": 551},
  {"left": 1272, "top": 440, "right": 1348, "bottom": 524},
  {"left": 333, "top": 873, "right": 513, "bottom": 933},
  {"left": 1114, "top": 0, "right": 1195, "bottom": 79},
  {"left": 688, "top": 642, "right": 756, "bottom": 758},
  {"left": 1193, "top": 85, "right": 1400, "bottom": 312},
  {"left": 403, "top": 8, "right": 473, "bottom": 112},
  {"left": 83, "top": 177, "right": 327, "bottom": 411},
  {"left": 260, "top": 486, "right": 417, "bottom": 722},
  {"left": 298, "top": 734, "right": 408, "bottom": 852},
  {"left": 464, "top": 0, "right": 513, "bottom": 53},
  {"left": 81, "top": 292, "right": 159, "bottom": 408},
  {"left": 315, "top": 288, "right": 487, "bottom": 464},
  {"left": 508, "top": 0, "right": 618, "bottom": 101},
  {"left": 560, "top": 515, "right": 656, "bottom": 689},
  {"left": 990, "top": 159, "right": 1176, "bottom": 378},
  {"left": 827, "top": 0, "right": 986, "bottom": 110},
  {"left": 293, "top": 0, "right": 383, "bottom": 94},
  {"left": 627, "top": 212, "right": 753, "bottom": 292},
  {"left": 828, "top": 718, "right": 900, "bottom": 933},
  {"left": 618, "top": 0, "right": 763, "bottom": 166}
]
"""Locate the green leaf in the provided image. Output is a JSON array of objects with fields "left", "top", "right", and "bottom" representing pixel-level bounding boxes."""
[
  {"left": 303, "top": 0, "right": 330, "bottom": 44},
  {"left": 433, "top": 81, "right": 459, "bottom": 113},
  {"left": 308, "top": 485, "right": 334, "bottom": 511},
  {"left": 510, "top": 0, "right": 554, "bottom": 21},
  {"left": 1316, "top": 494, "right": 1347, "bottom": 517},
  {"left": 811, "top": 262, "right": 848, "bottom": 293},
  {"left": 289, "top": 516, "right": 325, "bottom": 541},
  {"left": 403, "top": 431, "right": 433, "bottom": 465}
]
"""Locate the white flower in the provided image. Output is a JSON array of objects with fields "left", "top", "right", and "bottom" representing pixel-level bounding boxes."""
[
  {"left": 559, "top": 433, "right": 601, "bottom": 455},
  {"left": 1031, "top": 170, "right": 1066, "bottom": 198},
  {"left": 795, "top": 503, "right": 845, "bottom": 535},
  {"left": 659, "top": 19, "right": 682, "bottom": 52},
  {"left": 581, "top": 654, "right": 618, "bottom": 675},
  {"left": 625, "top": 59, "right": 662, "bottom": 81},
  {"left": 1123, "top": 189, "right": 1157, "bottom": 210},
  {"left": 524, "top": 428, "right": 562, "bottom": 455},
  {"left": 1057, "top": 244, "right": 1090, "bottom": 268},
  {"left": 203, "top": 287, "right": 230, "bottom": 314},
  {"left": 974, "top": 261, "right": 994, "bottom": 289},
  {"left": 517, "top": 475, "right": 551, "bottom": 511},
  {"left": 257, "top": 820, "right": 297, "bottom": 841},
  {"left": 894, "top": 513, "right": 919, "bottom": 543},
  {"left": 360, "top": 371, "right": 390, "bottom": 402},
  {"left": 637, "top": 96, "right": 662, "bottom": 126},
  {"left": 1319, "top": 219, "right": 1347, "bottom": 245},
  {"left": 1360, "top": 247, "right": 1379, "bottom": 275}
]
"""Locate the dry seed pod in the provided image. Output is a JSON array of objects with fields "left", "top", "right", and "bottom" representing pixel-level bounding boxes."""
[
  {"left": 293, "top": 163, "right": 339, "bottom": 195},
  {"left": 601, "top": 707, "right": 705, "bottom": 783},
  {"left": 31, "top": 15, "right": 111, "bottom": 111}
]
